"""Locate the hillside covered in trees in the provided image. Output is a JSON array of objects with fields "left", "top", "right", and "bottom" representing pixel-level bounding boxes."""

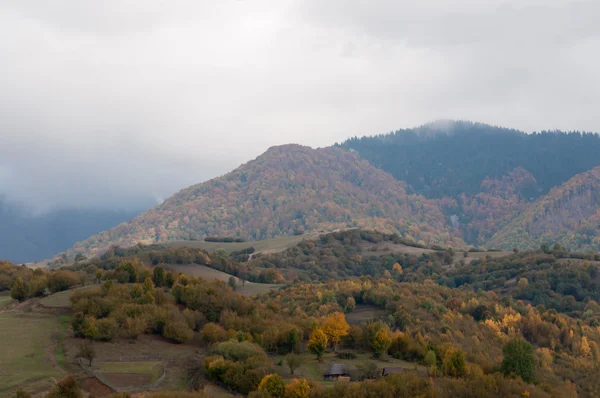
[
  {"left": 488, "top": 166, "right": 600, "bottom": 251},
  {"left": 68, "top": 145, "right": 464, "bottom": 259},
  {"left": 340, "top": 121, "right": 600, "bottom": 250},
  {"left": 4, "top": 231, "right": 600, "bottom": 397}
]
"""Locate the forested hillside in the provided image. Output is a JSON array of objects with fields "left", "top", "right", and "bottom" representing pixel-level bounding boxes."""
[
  {"left": 6, "top": 230, "right": 600, "bottom": 396},
  {"left": 489, "top": 166, "right": 600, "bottom": 251},
  {"left": 68, "top": 145, "right": 464, "bottom": 259},
  {"left": 340, "top": 121, "right": 600, "bottom": 248},
  {"left": 340, "top": 121, "right": 600, "bottom": 198}
]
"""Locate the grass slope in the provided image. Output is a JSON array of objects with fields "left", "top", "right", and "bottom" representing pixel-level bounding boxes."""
[
  {"left": 166, "top": 264, "right": 282, "bottom": 295},
  {"left": 41, "top": 284, "right": 101, "bottom": 308},
  {"left": 0, "top": 313, "right": 62, "bottom": 394}
]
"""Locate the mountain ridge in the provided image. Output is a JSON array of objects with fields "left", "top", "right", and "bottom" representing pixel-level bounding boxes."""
[{"left": 68, "top": 144, "right": 464, "bottom": 258}]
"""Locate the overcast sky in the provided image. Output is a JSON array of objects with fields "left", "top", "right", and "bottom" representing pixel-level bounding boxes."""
[{"left": 1, "top": 0, "right": 599, "bottom": 212}]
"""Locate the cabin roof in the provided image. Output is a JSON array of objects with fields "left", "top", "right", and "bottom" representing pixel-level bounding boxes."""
[
  {"left": 324, "top": 363, "right": 349, "bottom": 376},
  {"left": 382, "top": 367, "right": 405, "bottom": 376}
]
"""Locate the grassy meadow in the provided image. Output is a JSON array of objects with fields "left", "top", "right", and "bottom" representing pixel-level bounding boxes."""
[{"left": 0, "top": 312, "right": 63, "bottom": 394}]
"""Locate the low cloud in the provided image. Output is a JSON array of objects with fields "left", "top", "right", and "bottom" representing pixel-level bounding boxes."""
[{"left": 1, "top": 0, "right": 598, "bottom": 211}]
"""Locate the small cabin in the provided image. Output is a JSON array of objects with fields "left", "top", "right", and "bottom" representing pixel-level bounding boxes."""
[
  {"left": 382, "top": 367, "right": 405, "bottom": 377},
  {"left": 324, "top": 364, "right": 350, "bottom": 381}
]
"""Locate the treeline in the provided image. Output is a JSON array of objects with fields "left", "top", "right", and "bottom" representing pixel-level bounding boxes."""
[
  {"left": 1, "top": 260, "right": 83, "bottom": 301},
  {"left": 204, "top": 236, "right": 246, "bottom": 243}
]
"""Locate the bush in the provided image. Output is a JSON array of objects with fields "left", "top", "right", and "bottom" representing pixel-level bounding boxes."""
[
  {"left": 48, "top": 271, "right": 80, "bottom": 293},
  {"left": 163, "top": 319, "right": 194, "bottom": 343},
  {"left": 96, "top": 318, "right": 119, "bottom": 341}
]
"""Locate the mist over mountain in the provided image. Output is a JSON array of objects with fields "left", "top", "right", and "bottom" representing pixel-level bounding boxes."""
[{"left": 0, "top": 200, "right": 142, "bottom": 263}]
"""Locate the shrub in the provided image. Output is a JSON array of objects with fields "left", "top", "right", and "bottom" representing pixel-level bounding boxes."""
[
  {"left": 96, "top": 318, "right": 119, "bottom": 341},
  {"left": 48, "top": 271, "right": 80, "bottom": 293},
  {"left": 163, "top": 318, "right": 194, "bottom": 343}
]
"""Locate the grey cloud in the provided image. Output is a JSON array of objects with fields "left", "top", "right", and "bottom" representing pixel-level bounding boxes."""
[{"left": 1, "top": 0, "right": 599, "bottom": 211}]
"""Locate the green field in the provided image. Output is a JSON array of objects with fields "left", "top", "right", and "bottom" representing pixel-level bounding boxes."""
[
  {"left": 164, "top": 233, "right": 318, "bottom": 253},
  {"left": 40, "top": 284, "right": 101, "bottom": 308},
  {"left": 94, "top": 360, "right": 163, "bottom": 376},
  {"left": 0, "top": 312, "right": 62, "bottom": 394},
  {"left": 166, "top": 264, "right": 282, "bottom": 295}
]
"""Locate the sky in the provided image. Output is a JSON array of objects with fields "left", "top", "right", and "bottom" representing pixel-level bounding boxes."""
[{"left": 1, "top": 0, "right": 599, "bottom": 212}]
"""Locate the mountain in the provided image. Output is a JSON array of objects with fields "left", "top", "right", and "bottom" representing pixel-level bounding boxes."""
[
  {"left": 68, "top": 144, "right": 464, "bottom": 258},
  {"left": 340, "top": 120, "right": 600, "bottom": 247},
  {"left": 340, "top": 120, "right": 600, "bottom": 199},
  {"left": 488, "top": 166, "right": 600, "bottom": 251},
  {"left": 0, "top": 201, "right": 141, "bottom": 263}
]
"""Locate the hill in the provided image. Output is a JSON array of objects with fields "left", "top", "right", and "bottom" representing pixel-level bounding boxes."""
[
  {"left": 340, "top": 120, "right": 600, "bottom": 248},
  {"left": 340, "top": 120, "right": 600, "bottom": 199},
  {"left": 488, "top": 166, "right": 600, "bottom": 251},
  {"left": 68, "top": 145, "right": 464, "bottom": 259}
]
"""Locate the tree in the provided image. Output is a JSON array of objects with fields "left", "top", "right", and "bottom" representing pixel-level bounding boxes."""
[
  {"left": 372, "top": 328, "right": 392, "bottom": 358},
  {"left": 228, "top": 276, "right": 237, "bottom": 291},
  {"left": 285, "top": 353, "right": 303, "bottom": 375},
  {"left": 77, "top": 340, "right": 96, "bottom": 366},
  {"left": 345, "top": 296, "right": 356, "bottom": 312},
  {"left": 321, "top": 312, "right": 349, "bottom": 351},
  {"left": 10, "top": 277, "right": 28, "bottom": 302},
  {"left": 501, "top": 340, "right": 536, "bottom": 383},
  {"left": 47, "top": 375, "right": 82, "bottom": 398},
  {"left": 143, "top": 277, "right": 154, "bottom": 293},
  {"left": 94, "top": 269, "right": 103, "bottom": 283},
  {"left": 125, "top": 316, "right": 148, "bottom": 339},
  {"left": 152, "top": 266, "right": 165, "bottom": 286},
  {"left": 284, "top": 379, "right": 310, "bottom": 398},
  {"left": 425, "top": 350, "right": 437, "bottom": 368},
  {"left": 258, "top": 373, "right": 285, "bottom": 397},
  {"left": 517, "top": 278, "right": 529, "bottom": 289},
  {"left": 163, "top": 319, "right": 194, "bottom": 343},
  {"left": 307, "top": 328, "right": 328, "bottom": 361},
  {"left": 443, "top": 349, "right": 466, "bottom": 378}
]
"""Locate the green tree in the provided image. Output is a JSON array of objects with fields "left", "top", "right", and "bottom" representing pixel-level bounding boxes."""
[
  {"left": 425, "top": 350, "right": 437, "bottom": 368},
  {"left": 228, "top": 276, "right": 237, "bottom": 291},
  {"left": 307, "top": 328, "right": 328, "bottom": 361},
  {"left": 143, "top": 277, "right": 154, "bottom": 293},
  {"left": 501, "top": 339, "right": 536, "bottom": 383},
  {"left": 152, "top": 266, "right": 165, "bottom": 286},
  {"left": 10, "top": 277, "right": 28, "bottom": 302}
]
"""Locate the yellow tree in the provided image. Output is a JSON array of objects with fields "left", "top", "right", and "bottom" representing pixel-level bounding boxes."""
[
  {"left": 307, "top": 328, "right": 328, "bottom": 361},
  {"left": 258, "top": 373, "right": 285, "bottom": 397},
  {"left": 284, "top": 379, "right": 311, "bottom": 398},
  {"left": 321, "top": 312, "right": 349, "bottom": 351}
]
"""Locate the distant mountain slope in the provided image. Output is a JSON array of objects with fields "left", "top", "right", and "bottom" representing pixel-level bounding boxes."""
[
  {"left": 340, "top": 120, "right": 600, "bottom": 199},
  {"left": 340, "top": 120, "right": 600, "bottom": 248},
  {"left": 69, "top": 145, "right": 464, "bottom": 258},
  {"left": 0, "top": 202, "right": 141, "bottom": 263},
  {"left": 488, "top": 166, "right": 600, "bottom": 251}
]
